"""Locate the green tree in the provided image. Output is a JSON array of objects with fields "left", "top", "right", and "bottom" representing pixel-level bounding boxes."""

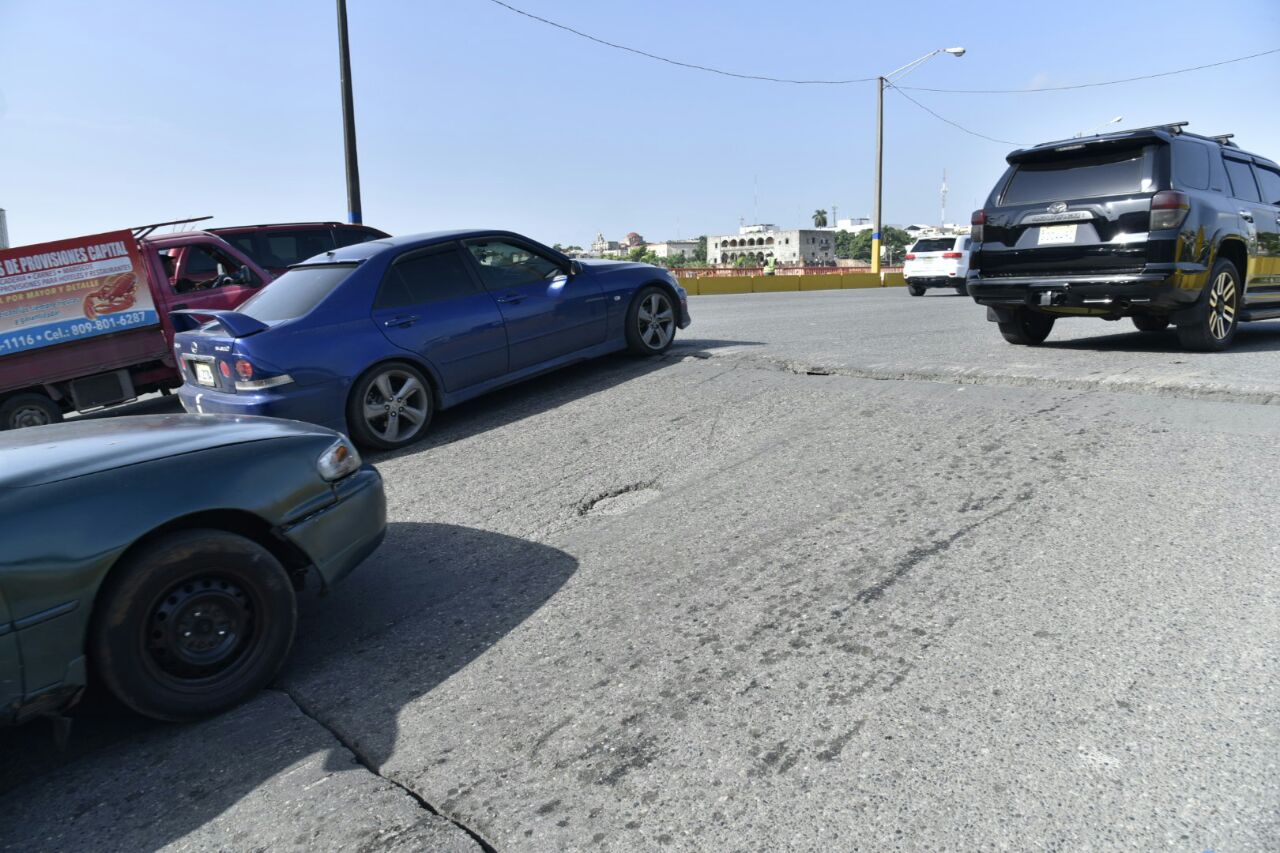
[
  {"left": 812, "top": 209, "right": 828, "bottom": 228},
  {"left": 694, "top": 236, "right": 708, "bottom": 264},
  {"left": 839, "top": 227, "right": 912, "bottom": 262}
]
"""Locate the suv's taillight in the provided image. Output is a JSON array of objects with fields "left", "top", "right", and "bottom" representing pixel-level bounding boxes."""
[
  {"left": 1150, "top": 191, "right": 1190, "bottom": 231},
  {"left": 905, "top": 253, "right": 917, "bottom": 260},
  {"left": 970, "top": 209, "right": 986, "bottom": 241},
  {"left": 942, "top": 252, "right": 962, "bottom": 259}
]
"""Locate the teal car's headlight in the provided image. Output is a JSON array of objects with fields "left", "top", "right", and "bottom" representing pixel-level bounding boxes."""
[{"left": 317, "top": 437, "right": 362, "bottom": 481}]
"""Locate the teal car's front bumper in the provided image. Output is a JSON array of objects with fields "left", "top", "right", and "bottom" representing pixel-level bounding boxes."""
[{"left": 283, "top": 466, "right": 386, "bottom": 589}]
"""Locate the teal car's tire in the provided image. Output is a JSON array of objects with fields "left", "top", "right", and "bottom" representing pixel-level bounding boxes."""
[
  {"left": 626, "top": 286, "right": 677, "bottom": 355},
  {"left": 91, "top": 529, "right": 297, "bottom": 722}
]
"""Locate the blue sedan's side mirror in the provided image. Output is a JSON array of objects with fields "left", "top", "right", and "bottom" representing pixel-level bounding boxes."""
[{"left": 569, "top": 260, "right": 583, "bottom": 276}]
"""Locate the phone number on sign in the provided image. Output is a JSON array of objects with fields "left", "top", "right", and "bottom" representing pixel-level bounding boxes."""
[{"left": 0, "top": 311, "right": 152, "bottom": 353}]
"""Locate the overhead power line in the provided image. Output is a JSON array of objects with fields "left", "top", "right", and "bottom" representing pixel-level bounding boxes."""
[
  {"left": 887, "top": 84, "right": 1027, "bottom": 147},
  {"left": 484, "top": 0, "right": 875, "bottom": 84},
  {"left": 898, "top": 46, "right": 1280, "bottom": 93},
  {"left": 484, "top": 0, "right": 1278, "bottom": 95}
]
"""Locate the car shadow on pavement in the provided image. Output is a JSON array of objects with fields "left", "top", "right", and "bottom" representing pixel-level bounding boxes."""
[
  {"left": 371, "top": 338, "right": 763, "bottom": 463},
  {"left": 281, "top": 520, "right": 580, "bottom": 771},
  {"left": 1039, "top": 320, "right": 1280, "bottom": 353},
  {"left": 0, "top": 523, "right": 576, "bottom": 850}
]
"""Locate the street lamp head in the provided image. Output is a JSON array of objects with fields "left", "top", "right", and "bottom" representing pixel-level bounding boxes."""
[{"left": 944, "top": 47, "right": 966, "bottom": 57}]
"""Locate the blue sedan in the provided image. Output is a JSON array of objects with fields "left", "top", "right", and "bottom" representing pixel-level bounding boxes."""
[{"left": 174, "top": 230, "right": 691, "bottom": 449}]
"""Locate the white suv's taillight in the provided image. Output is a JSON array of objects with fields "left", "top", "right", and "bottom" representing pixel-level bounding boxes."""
[
  {"left": 1150, "top": 190, "right": 1190, "bottom": 231},
  {"left": 317, "top": 437, "right": 362, "bottom": 481}
]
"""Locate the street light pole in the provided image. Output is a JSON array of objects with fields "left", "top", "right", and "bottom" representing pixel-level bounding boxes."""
[
  {"left": 337, "top": 0, "right": 363, "bottom": 225},
  {"left": 872, "top": 76, "right": 885, "bottom": 274},
  {"left": 870, "top": 48, "right": 965, "bottom": 275}
]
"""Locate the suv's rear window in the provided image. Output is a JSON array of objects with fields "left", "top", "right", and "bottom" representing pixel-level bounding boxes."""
[
  {"left": 1003, "top": 146, "right": 1149, "bottom": 205},
  {"left": 237, "top": 264, "right": 356, "bottom": 322},
  {"left": 910, "top": 238, "right": 958, "bottom": 253}
]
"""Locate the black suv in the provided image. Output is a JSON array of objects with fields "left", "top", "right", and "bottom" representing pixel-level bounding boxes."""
[{"left": 967, "top": 123, "right": 1280, "bottom": 350}]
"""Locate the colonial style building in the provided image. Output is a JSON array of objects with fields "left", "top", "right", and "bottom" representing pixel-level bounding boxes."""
[
  {"left": 646, "top": 239, "right": 700, "bottom": 261},
  {"left": 708, "top": 224, "right": 835, "bottom": 267}
]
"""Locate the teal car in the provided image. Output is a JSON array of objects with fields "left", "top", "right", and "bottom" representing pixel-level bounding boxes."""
[{"left": 0, "top": 415, "right": 385, "bottom": 724}]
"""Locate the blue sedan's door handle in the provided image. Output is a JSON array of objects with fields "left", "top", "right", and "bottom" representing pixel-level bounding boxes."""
[
  {"left": 383, "top": 314, "right": 418, "bottom": 328},
  {"left": 496, "top": 293, "right": 525, "bottom": 305}
]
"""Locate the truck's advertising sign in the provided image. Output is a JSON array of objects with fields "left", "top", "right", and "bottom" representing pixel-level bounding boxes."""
[{"left": 0, "top": 230, "right": 157, "bottom": 356}]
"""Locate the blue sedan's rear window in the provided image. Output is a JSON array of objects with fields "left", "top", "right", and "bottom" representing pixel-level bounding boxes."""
[{"left": 238, "top": 264, "right": 357, "bottom": 322}]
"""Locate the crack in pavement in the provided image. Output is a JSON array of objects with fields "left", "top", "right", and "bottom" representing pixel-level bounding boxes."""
[
  {"left": 663, "top": 346, "right": 1280, "bottom": 406},
  {"left": 278, "top": 689, "right": 498, "bottom": 853},
  {"left": 576, "top": 479, "right": 660, "bottom": 517}
]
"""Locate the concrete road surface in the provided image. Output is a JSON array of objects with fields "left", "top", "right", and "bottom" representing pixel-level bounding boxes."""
[{"left": 2, "top": 290, "right": 1277, "bottom": 852}]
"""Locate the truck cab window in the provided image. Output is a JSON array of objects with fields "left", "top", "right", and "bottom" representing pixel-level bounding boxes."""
[{"left": 174, "top": 245, "right": 254, "bottom": 293}]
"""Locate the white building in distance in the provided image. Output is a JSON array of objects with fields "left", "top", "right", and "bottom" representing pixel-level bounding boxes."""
[
  {"left": 708, "top": 224, "right": 835, "bottom": 267},
  {"left": 647, "top": 239, "right": 700, "bottom": 261}
]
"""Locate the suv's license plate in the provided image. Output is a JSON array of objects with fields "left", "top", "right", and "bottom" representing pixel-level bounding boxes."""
[
  {"left": 1038, "top": 224, "right": 1077, "bottom": 245},
  {"left": 194, "top": 362, "right": 215, "bottom": 386}
]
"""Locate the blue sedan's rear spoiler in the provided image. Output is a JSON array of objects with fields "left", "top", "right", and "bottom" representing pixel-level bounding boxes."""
[{"left": 170, "top": 309, "right": 269, "bottom": 337}]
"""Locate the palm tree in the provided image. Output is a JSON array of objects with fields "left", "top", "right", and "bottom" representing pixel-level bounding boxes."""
[{"left": 812, "top": 209, "right": 828, "bottom": 228}]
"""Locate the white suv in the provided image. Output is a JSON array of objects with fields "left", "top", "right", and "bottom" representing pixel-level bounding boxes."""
[{"left": 903, "top": 235, "right": 971, "bottom": 296}]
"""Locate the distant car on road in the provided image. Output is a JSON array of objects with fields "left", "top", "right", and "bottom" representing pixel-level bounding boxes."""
[
  {"left": 173, "top": 230, "right": 692, "bottom": 450},
  {"left": 0, "top": 415, "right": 385, "bottom": 724},
  {"left": 968, "top": 123, "right": 1280, "bottom": 350},
  {"left": 903, "top": 234, "right": 972, "bottom": 296}
]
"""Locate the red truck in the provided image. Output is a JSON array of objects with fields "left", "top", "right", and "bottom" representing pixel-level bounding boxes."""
[{"left": 0, "top": 220, "right": 272, "bottom": 430}]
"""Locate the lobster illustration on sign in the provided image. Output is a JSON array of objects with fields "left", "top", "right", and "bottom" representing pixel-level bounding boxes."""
[{"left": 83, "top": 273, "right": 138, "bottom": 319}]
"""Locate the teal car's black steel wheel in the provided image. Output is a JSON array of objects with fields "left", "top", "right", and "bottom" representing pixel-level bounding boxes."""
[
  {"left": 92, "top": 529, "right": 297, "bottom": 721},
  {"left": 148, "top": 577, "right": 254, "bottom": 681}
]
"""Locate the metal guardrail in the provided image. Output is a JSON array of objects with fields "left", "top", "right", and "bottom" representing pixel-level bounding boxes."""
[{"left": 671, "top": 266, "right": 904, "bottom": 279}]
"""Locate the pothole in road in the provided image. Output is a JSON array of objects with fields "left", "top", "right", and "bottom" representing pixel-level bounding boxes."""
[{"left": 577, "top": 480, "right": 660, "bottom": 517}]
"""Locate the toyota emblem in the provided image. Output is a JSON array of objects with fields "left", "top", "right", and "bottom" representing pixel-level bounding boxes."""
[{"left": 1048, "top": 202, "right": 1068, "bottom": 214}]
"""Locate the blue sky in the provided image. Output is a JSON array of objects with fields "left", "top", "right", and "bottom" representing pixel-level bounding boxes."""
[{"left": 2, "top": 0, "right": 1278, "bottom": 248}]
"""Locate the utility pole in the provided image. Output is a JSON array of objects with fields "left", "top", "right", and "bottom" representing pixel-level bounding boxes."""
[
  {"left": 337, "top": 0, "right": 363, "bottom": 225},
  {"left": 940, "top": 168, "right": 948, "bottom": 228},
  {"left": 871, "top": 76, "right": 884, "bottom": 274}
]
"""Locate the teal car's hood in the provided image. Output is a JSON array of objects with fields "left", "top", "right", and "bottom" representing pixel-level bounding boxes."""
[{"left": 0, "top": 415, "right": 339, "bottom": 487}]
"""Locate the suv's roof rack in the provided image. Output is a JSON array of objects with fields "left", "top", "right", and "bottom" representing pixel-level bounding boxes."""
[
  {"left": 1108, "top": 121, "right": 1189, "bottom": 136},
  {"left": 211, "top": 222, "right": 355, "bottom": 230}
]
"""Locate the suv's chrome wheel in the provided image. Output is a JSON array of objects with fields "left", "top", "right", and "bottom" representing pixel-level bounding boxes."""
[
  {"left": 1177, "top": 259, "right": 1240, "bottom": 352},
  {"left": 1206, "top": 271, "right": 1237, "bottom": 341}
]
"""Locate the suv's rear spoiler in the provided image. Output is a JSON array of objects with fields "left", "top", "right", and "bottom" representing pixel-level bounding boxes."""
[
  {"left": 170, "top": 309, "right": 269, "bottom": 337},
  {"left": 1007, "top": 129, "right": 1171, "bottom": 164}
]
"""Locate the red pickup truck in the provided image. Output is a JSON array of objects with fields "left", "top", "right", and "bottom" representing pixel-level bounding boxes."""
[{"left": 0, "top": 222, "right": 272, "bottom": 430}]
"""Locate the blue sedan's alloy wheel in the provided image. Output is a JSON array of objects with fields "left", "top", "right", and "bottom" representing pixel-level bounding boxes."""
[
  {"left": 626, "top": 286, "right": 678, "bottom": 355},
  {"left": 347, "top": 361, "right": 434, "bottom": 450}
]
